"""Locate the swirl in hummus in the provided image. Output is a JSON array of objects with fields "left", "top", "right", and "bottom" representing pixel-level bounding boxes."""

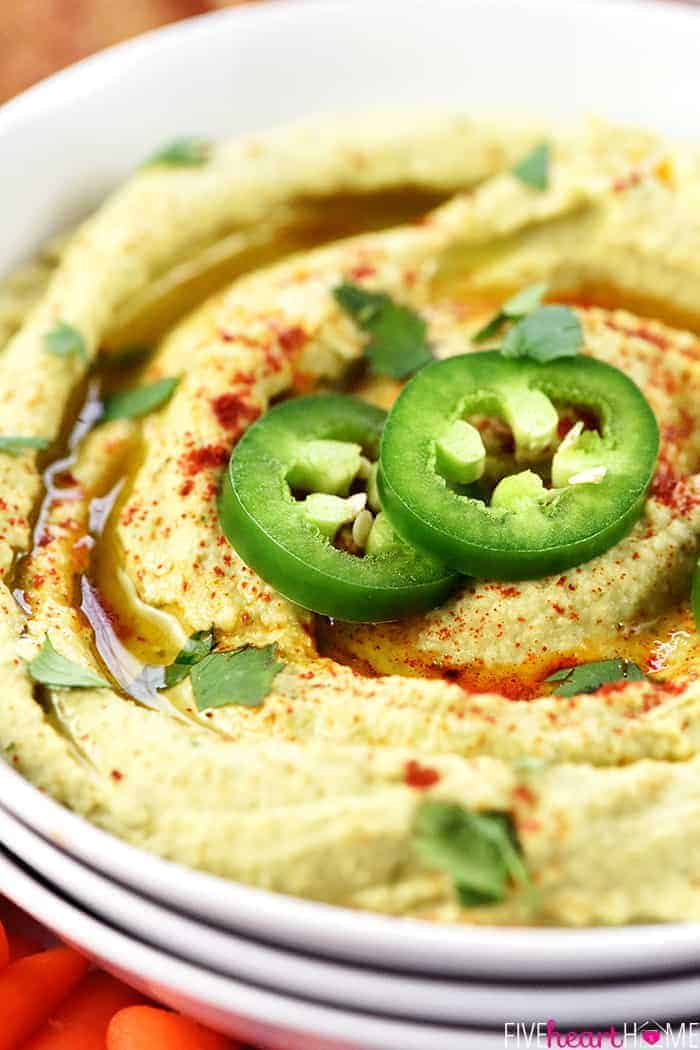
[{"left": 0, "top": 113, "right": 698, "bottom": 926}]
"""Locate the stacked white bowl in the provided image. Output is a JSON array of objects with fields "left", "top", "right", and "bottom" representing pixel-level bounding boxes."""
[
  {"left": 2, "top": 2, "right": 700, "bottom": 1046},
  {"left": 4, "top": 758, "right": 700, "bottom": 1047}
]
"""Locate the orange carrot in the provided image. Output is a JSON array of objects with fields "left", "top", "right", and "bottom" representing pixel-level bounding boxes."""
[
  {"left": 22, "top": 971, "right": 149, "bottom": 1049},
  {"left": 6, "top": 928, "right": 44, "bottom": 962},
  {"left": 107, "top": 1005, "right": 239, "bottom": 1050},
  {"left": 0, "top": 945, "right": 89, "bottom": 1049}
]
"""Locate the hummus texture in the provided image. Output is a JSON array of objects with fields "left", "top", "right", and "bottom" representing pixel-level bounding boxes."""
[{"left": 1, "top": 114, "right": 698, "bottom": 926}]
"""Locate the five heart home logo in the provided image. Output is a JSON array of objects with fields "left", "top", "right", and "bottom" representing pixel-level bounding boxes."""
[
  {"left": 639, "top": 1020, "right": 664, "bottom": 1046},
  {"left": 542, "top": 1017, "right": 667, "bottom": 1048},
  {"left": 505, "top": 1017, "right": 700, "bottom": 1047}
]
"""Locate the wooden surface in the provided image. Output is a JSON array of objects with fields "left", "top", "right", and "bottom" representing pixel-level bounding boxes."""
[{"left": 0, "top": 0, "right": 255, "bottom": 104}]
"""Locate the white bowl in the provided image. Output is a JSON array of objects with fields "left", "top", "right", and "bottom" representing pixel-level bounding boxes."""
[
  {"left": 3, "top": 0, "right": 700, "bottom": 271},
  {"left": 2, "top": 0, "right": 700, "bottom": 991},
  {"left": 0, "top": 844, "right": 508, "bottom": 1050},
  {"left": 5, "top": 802, "right": 700, "bottom": 1029},
  {"left": 7, "top": 758, "right": 700, "bottom": 981}
]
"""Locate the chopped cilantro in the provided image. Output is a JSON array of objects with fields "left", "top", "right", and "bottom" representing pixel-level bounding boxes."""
[
  {"left": 512, "top": 142, "right": 550, "bottom": 191},
  {"left": 164, "top": 630, "right": 214, "bottom": 688},
  {"left": 413, "top": 800, "right": 531, "bottom": 907},
  {"left": 191, "top": 644, "right": 285, "bottom": 712},
  {"left": 144, "top": 137, "right": 211, "bottom": 167},
  {"left": 474, "top": 282, "right": 549, "bottom": 343},
  {"left": 0, "top": 436, "right": 50, "bottom": 456},
  {"left": 500, "top": 305, "right": 583, "bottom": 363},
  {"left": 26, "top": 636, "right": 110, "bottom": 690},
  {"left": 333, "top": 282, "right": 433, "bottom": 379},
  {"left": 101, "top": 377, "right": 179, "bottom": 422},
  {"left": 546, "top": 658, "right": 646, "bottom": 697},
  {"left": 44, "top": 321, "right": 87, "bottom": 361}
]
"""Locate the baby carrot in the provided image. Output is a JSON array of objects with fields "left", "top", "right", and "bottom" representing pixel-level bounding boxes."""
[
  {"left": 22, "top": 971, "right": 148, "bottom": 1049},
  {"left": 107, "top": 1005, "right": 239, "bottom": 1050},
  {"left": 0, "top": 946, "right": 89, "bottom": 1049}
]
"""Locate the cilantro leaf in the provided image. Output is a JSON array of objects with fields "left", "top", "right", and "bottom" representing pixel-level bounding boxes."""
[
  {"left": 474, "top": 282, "right": 549, "bottom": 343},
  {"left": 413, "top": 800, "right": 530, "bottom": 907},
  {"left": 473, "top": 314, "right": 506, "bottom": 345},
  {"left": 44, "top": 321, "right": 87, "bottom": 361},
  {"left": 27, "top": 636, "right": 110, "bottom": 690},
  {"left": 0, "top": 436, "right": 50, "bottom": 456},
  {"left": 333, "top": 282, "right": 433, "bottom": 379},
  {"left": 546, "top": 658, "right": 646, "bottom": 698},
  {"left": 502, "top": 282, "right": 550, "bottom": 318},
  {"left": 500, "top": 305, "right": 583, "bottom": 363},
  {"left": 101, "top": 377, "right": 179, "bottom": 422},
  {"left": 191, "top": 644, "right": 285, "bottom": 711},
  {"left": 164, "top": 630, "right": 214, "bottom": 688},
  {"left": 144, "top": 137, "right": 211, "bottom": 167},
  {"left": 512, "top": 142, "right": 550, "bottom": 191}
]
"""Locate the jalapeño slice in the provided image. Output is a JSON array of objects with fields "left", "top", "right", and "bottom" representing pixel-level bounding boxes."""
[
  {"left": 378, "top": 351, "right": 659, "bottom": 580},
  {"left": 219, "top": 394, "right": 458, "bottom": 622}
]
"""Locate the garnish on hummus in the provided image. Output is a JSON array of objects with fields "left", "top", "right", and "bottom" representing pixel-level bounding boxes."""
[
  {"left": 546, "top": 658, "right": 646, "bottom": 697},
  {"left": 0, "top": 436, "right": 50, "bottom": 456},
  {"left": 511, "top": 141, "right": 550, "bottom": 191},
  {"left": 144, "top": 136, "right": 211, "bottom": 168},
  {"left": 334, "top": 281, "right": 434, "bottom": 378},
  {"left": 0, "top": 114, "right": 698, "bottom": 925},
  {"left": 43, "top": 321, "right": 87, "bottom": 361},
  {"left": 191, "top": 644, "right": 285, "bottom": 712},
  {"left": 164, "top": 631, "right": 214, "bottom": 688},
  {"left": 413, "top": 801, "right": 531, "bottom": 907},
  {"left": 499, "top": 304, "right": 583, "bottom": 362},
  {"left": 101, "top": 376, "right": 180, "bottom": 421},
  {"left": 378, "top": 351, "right": 659, "bottom": 578},
  {"left": 219, "top": 393, "right": 456, "bottom": 621},
  {"left": 27, "top": 636, "right": 110, "bottom": 690},
  {"left": 474, "top": 281, "right": 548, "bottom": 343}
]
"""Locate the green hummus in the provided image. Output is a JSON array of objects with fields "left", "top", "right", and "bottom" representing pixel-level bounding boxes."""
[{"left": 0, "top": 114, "right": 698, "bottom": 926}]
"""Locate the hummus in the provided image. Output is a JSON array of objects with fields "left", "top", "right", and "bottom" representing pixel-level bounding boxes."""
[{"left": 0, "top": 114, "right": 698, "bottom": 926}]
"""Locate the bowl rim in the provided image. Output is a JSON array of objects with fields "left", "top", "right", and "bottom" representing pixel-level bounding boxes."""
[
  {"left": 4, "top": 800, "right": 700, "bottom": 1026},
  {"left": 3, "top": 756, "right": 700, "bottom": 978},
  {"left": 1, "top": 0, "right": 700, "bottom": 976},
  {"left": 0, "top": 840, "right": 503, "bottom": 1049},
  {"left": 1, "top": 0, "right": 699, "bottom": 133}
]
